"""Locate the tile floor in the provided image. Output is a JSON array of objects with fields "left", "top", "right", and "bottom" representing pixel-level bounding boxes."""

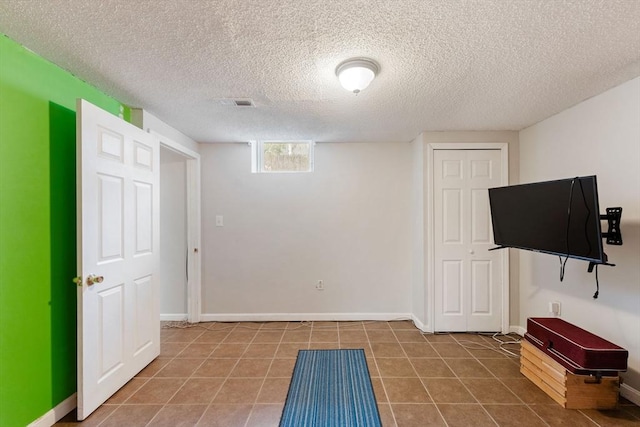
[{"left": 56, "top": 320, "right": 640, "bottom": 427}]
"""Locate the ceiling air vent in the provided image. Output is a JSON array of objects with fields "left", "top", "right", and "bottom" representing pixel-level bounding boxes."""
[
  {"left": 211, "top": 98, "right": 256, "bottom": 107},
  {"left": 234, "top": 99, "right": 254, "bottom": 107}
]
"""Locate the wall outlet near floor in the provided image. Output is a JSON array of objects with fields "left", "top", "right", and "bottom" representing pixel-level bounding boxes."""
[
  {"left": 549, "top": 301, "right": 561, "bottom": 316},
  {"left": 316, "top": 280, "right": 324, "bottom": 291}
]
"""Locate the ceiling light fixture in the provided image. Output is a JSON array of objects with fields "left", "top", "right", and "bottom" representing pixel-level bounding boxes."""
[{"left": 336, "top": 58, "right": 379, "bottom": 93}]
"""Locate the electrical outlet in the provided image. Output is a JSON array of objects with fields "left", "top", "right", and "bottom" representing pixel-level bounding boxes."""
[
  {"left": 549, "top": 301, "right": 561, "bottom": 316},
  {"left": 316, "top": 280, "right": 324, "bottom": 291}
]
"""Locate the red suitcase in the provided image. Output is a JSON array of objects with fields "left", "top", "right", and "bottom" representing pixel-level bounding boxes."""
[{"left": 525, "top": 317, "right": 628, "bottom": 376}]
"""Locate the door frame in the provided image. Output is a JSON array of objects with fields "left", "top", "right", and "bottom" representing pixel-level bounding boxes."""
[
  {"left": 426, "top": 142, "right": 509, "bottom": 333},
  {"left": 153, "top": 131, "right": 202, "bottom": 323}
]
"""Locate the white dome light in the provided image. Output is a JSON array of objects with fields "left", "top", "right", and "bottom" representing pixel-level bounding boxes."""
[{"left": 336, "top": 58, "right": 379, "bottom": 93}]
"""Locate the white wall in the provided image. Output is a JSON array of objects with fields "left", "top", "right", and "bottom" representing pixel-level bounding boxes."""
[
  {"left": 160, "top": 148, "right": 188, "bottom": 317},
  {"left": 519, "top": 77, "right": 640, "bottom": 396},
  {"left": 200, "top": 142, "right": 413, "bottom": 320}
]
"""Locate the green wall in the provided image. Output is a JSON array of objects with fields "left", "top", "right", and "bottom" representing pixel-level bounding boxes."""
[{"left": 0, "top": 35, "right": 127, "bottom": 426}]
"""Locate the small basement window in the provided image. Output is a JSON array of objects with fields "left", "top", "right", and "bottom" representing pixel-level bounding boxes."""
[{"left": 251, "top": 140, "right": 314, "bottom": 173}]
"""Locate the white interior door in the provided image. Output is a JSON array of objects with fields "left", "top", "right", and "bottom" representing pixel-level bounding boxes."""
[
  {"left": 434, "top": 149, "right": 503, "bottom": 332},
  {"left": 76, "top": 99, "right": 160, "bottom": 419}
]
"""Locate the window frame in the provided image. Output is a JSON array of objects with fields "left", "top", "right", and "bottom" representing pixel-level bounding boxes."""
[{"left": 251, "top": 140, "right": 315, "bottom": 173}]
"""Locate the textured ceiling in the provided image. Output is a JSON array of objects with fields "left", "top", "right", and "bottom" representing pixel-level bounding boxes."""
[{"left": 1, "top": 0, "right": 639, "bottom": 143}]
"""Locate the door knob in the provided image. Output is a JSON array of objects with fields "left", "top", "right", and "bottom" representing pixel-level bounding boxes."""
[
  {"left": 87, "top": 275, "right": 104, "bottom": 286},
  {"left": 73, "top": 275, "right": 104, "bottom": 286},
  {"left": 469, "top": 250, "right": 475, "bottom": 255}
]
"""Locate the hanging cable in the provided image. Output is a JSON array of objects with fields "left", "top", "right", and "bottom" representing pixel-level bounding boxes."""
[
  {"left": 559, "top": 255, "right": 569, "bottom": 281},
  {"left": 560, "top": 178, "right": 578, "bottom": 282},
  {"left": 576, "top": 178, "right": 592, "bottom": 256},
  {"left": 593, "top": 264, "right": 600, "bottom": 299},
  {"left": 578, "top": 178, "right": 599, "bottom": 299}
]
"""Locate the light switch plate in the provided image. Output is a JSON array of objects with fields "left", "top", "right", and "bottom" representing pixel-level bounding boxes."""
[{"left": 215, "top": 215, "right": 223, "bottom": 227}]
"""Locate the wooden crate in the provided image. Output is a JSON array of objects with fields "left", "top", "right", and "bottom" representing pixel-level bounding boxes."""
[{"left": 520, "top": 339, "right": 619, "bottom": 409}]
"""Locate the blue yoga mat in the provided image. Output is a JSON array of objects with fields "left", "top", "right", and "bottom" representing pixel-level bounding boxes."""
[{"left": 280, "top": 349, "right": 382, "bottom": 427}]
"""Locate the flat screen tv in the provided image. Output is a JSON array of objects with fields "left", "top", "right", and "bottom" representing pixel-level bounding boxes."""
[{"left": 488, "top": 176, "right": 605, "bottom": 263}]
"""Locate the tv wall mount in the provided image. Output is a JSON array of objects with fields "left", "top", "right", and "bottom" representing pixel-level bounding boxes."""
[
  {"left": 601, "top": 207, "right": 622, "bottom": 246},
  {"left": 588, "top": 207, "right": 623, "bottom": 272}
]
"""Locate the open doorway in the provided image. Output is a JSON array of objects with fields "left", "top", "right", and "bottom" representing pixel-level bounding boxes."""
[
  {"left": 158, "top": 135, "right": 201, "bottom": 323},
  {"left": 160, "top": 147, "right": 188, "bottom": 319}
]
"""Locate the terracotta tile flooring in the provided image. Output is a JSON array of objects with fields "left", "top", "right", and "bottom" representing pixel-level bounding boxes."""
[{"left": 57, "top": 321, "right": 640, "bottom": 426}]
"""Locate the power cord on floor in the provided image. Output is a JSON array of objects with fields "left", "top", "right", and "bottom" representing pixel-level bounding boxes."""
[
  {"left": 490, "top": 332, "right": 522, "bottom": 358},
  {"left": 436, "top": 332, "right": 522, "bottom": 358}
]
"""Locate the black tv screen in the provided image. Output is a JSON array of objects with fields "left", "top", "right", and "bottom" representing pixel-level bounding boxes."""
[{"left": 488, "top": 176, "right": 604, "bottom": 263}]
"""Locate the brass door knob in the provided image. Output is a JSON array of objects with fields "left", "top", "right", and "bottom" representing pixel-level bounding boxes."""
[
  {"left": 87, "top": 275, "right": 104, "bottom": 286},
  {"left": 73, "top": 275, "right": 104, "bottom": 286}
]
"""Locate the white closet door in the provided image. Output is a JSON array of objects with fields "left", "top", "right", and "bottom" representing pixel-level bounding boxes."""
[{"left": 434, "top": 149, "right": 503, "bottom": 332}]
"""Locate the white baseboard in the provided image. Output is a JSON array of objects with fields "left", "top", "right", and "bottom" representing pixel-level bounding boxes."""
[
  {"left": 28, "top": 393, "right": 76, "bottom": 427},
  {"left": 510, "top": 325, "right": 526, "bottom": 337},
  {"left": 199, "top": 312, "right": 413, "bottom": 323},
  {"left": 621, "top": 382, "right": 640, "bottom": 406},
  {"left": 410, "top": 315, "right": 429, "bottom": 333},
  {"left": 160, "top": 313, "right": 188, "bottom": 321}
]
